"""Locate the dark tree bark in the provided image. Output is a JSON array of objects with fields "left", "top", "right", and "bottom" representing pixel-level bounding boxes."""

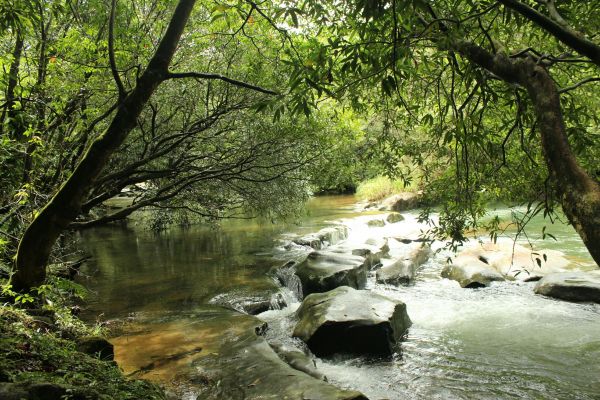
[
  {"left": 11, "top": 0, "right": 198, "bottom": 291},
  {"left": 454, "top": 42, "right": 600, "bottom": 266}
]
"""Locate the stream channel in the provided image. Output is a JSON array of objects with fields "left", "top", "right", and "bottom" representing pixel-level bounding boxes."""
[{"left": 77, "top": 195, "right": 600, "bottom": 399}]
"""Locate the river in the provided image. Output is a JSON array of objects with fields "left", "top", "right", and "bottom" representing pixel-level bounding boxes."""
[{"left": 77, "top": 195, "right": 600, "bottom": 399}]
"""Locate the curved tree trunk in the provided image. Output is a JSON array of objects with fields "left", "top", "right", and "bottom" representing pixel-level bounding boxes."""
[
  {"left": 10, "top": 0, "right": 197, "bottom": 292},
  {"left": 455, "top": 42, "right": 600, "bottom": 266}
]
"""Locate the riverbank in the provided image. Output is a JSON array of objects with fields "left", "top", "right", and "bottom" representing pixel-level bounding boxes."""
[{"left": 0, "top": 304, "right": 166, "bottom": 399}]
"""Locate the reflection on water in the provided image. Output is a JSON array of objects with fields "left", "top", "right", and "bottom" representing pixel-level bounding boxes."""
[
  {"left": 78, "top": 197, "right": 600, "bottom": 399},
  {"left": 77, "top": 196, "right": 359, "bottom": 319}
]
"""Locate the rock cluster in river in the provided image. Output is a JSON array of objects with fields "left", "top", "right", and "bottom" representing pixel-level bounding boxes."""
[{"left": 442, "top": 241, "right": 571, "bottom": 288}]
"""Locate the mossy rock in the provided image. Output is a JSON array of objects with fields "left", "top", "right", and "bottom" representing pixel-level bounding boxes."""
[
  {"left": 386, "top": 212, "right": 405, "bottom": 224},
  {"left": 76, "top": 336, "right": 114, "bottom": 361}
]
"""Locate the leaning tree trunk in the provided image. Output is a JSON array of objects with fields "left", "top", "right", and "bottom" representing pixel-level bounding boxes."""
[
  {"left": 11, "top": 0, "right": 197, "bottom": 292},
  {"left": 456, "top": 42, "right": 600, "bottom": 267}
]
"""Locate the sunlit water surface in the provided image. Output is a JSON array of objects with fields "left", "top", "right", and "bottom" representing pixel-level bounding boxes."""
[{"left": 78, "top": 196, "right": 600, "bottom": 399}]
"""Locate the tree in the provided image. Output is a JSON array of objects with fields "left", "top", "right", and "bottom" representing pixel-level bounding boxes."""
[
  {"left": 4, "top": 0, "right": 357, "bottom": 291},
  {"left": 272, "top": 0, "right": 600, "bottom": 266}
]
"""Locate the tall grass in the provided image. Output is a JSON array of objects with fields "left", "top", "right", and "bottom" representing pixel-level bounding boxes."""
[{"left": 356, "top": 176, "right": 410, "bottom": 202}]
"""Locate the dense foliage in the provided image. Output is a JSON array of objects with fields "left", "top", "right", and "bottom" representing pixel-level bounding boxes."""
[{"left": 0, "top": 0, "right": 598, "bottom": 289}]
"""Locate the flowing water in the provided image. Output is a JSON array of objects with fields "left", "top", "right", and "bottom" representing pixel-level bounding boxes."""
[{"left": 77, "top": 196, "right": 600, "bottom": 399}]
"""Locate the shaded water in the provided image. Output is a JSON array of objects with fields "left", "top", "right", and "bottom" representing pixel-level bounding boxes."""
[{"left": 78, "top": 196, "right": 600, "bottom": 399}]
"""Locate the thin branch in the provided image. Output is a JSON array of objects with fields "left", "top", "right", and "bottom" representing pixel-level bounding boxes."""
[
  {"left": 558, "top": 77, "right": 600, "bottom": 93},
  {"left": 165, "top": 72, "right": 279, "bottom": 95}
]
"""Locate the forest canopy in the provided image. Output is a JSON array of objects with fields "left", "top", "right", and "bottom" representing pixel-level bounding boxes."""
[{"left": 0, "top": 0, "right": 598, "bottom": 291}]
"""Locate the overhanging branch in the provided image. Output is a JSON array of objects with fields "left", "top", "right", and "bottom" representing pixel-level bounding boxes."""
[
  {"left": 166, "top": 71, "right": 279, "bottom": 95},
  {"left": 498, "top": 0, "right": 600, "bottom": 67}
]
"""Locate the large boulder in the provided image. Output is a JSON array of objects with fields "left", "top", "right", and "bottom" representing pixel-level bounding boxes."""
[
  {"left": 376, "top": 244, "right": 432, "bottom": 285},
  {"left": 293, "top": 286, "right": 411, "bottom": 356},
  {"left": 441, "top": 255, "right": 505, "bottom": 288},
  {"left": 294, "top": 251, "right": 368, "bottom": 296},
  {"left": 534, "top": 271, "right": 600, "bottom": 303},
  {"left": 379, "top": 192, "right": 421, "bottom": 212}
]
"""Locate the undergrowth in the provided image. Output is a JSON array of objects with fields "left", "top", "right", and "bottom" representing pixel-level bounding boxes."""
[{"left": 0, "top": 268, "right": 166, "bottom": 399}]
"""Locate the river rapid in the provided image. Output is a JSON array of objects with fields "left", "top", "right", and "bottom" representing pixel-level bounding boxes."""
[{"left": 77, "top": 195, "right": 600, "bottom": 399}]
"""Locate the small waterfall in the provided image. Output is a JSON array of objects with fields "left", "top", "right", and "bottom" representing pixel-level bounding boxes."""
[
  {"left": 269, "top": 287, "right": 297, "bottom": 310},
  {"left": 274, "top": 262, "right": 303, "bottom": 301}
]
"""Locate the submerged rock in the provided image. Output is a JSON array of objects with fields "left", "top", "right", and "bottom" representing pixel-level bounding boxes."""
[
  {"left": 534, "top": 271, "right": 600, "bottom": 303},
  {"left": 294, "top": 251, "right": 368, "bottom": 296},
  {"left": 270, "top": 342, "right": 327, "bottom": 381},
  {"left": 196, "top": 311, "right": 367, "bottom": 400},
  {"left": 293, "top": 286, "right": 411, "bottom": 356},
  {"left": 209, "top": 287, "right": 286, "bottom": 315},
  {"left": 441, "top": 256, "right": 505, "bottom": 288}
]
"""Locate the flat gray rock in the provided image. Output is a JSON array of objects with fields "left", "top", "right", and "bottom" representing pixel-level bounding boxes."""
[
  {"left": 293, "top": 286, "right": 411, "bottom": 356},
  {"left": 534, "top": 271, "right": 600, "bottom": 303},
  {"left": 294, "top": 251, "right": 368, "bottom": 296}
]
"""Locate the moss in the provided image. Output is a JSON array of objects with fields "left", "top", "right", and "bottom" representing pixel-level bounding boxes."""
[{"left": 0, "top": 307, "right": 166, "bottom": 399}]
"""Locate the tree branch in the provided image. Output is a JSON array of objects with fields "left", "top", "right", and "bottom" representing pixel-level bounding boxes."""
[
  {"left": 498, "top": 0, "right": 600, "bottom": 67},
  {"left": 558, "top": 77, "right": 600, "bottom": 93},
  {"left": 165, "top": 71, "right": 279, "bottom": 95}
]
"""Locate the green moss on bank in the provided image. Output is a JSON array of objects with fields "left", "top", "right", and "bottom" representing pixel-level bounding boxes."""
[{"left": 0, "top": 306, "right": 165, "bottom": 399}]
